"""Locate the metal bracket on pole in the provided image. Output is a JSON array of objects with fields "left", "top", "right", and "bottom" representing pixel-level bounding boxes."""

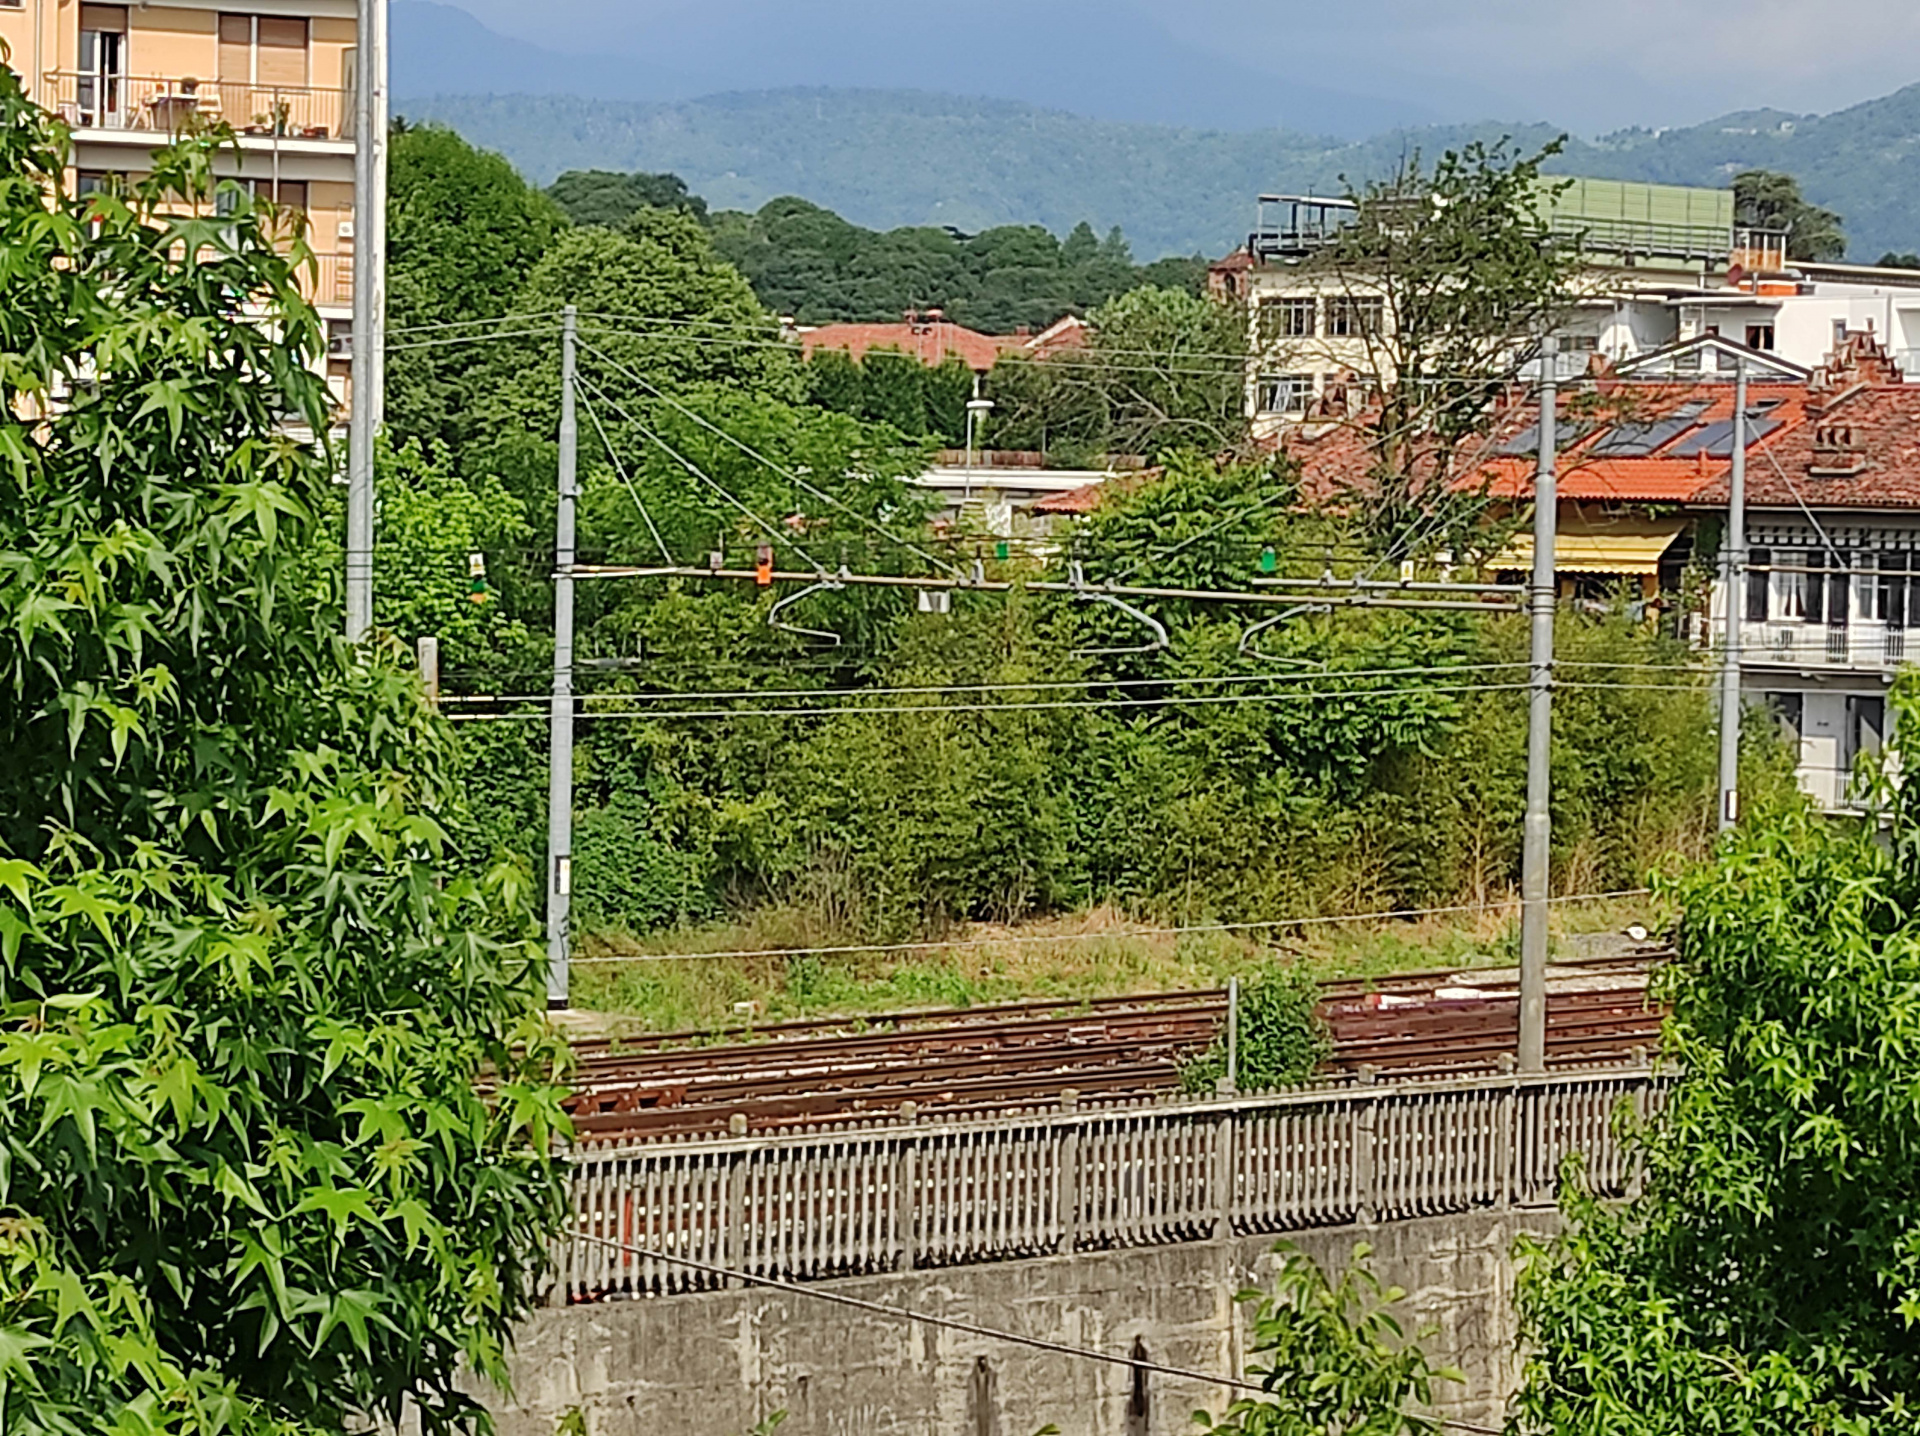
[
  {"left": 766, "top": 572, "right": 848, "bottom": 646},
  {"left": 546, "top": 306, "right": 578, "bottom": 1010},
  {"left": 1717, "top": 361, "right": 1749, "bottom": 832},
  {"left": 1518, "top": 337, "right": 1559, "bottom": 1074},
  {"left": 1067, "top": 560, "right": 1171, "bottom": 658}
]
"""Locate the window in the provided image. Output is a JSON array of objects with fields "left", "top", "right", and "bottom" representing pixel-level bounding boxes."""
[
  {"left": 1833, "top": 318, "right": 1849, "bottom": 348},
  {"left": 1847, "top": 694, "right": 1886, "bottom": 768},
  {"left": 77, "top": 5, "right": 127, "bottom": 127},
  {"left": 1764, "top": 691, "right": 1804, "bottom": 742},
  {"left": 1746, "top": 323, "right": 1776, "bottom": 351},
  {"left": 75, "top": 170, "right": 127, "bottom": 197},
  {"left": 214, "top": 177, "right": 308, "bottom": 215},
  {"left": 219, "top": 14, "right": 310, "bottom": 89},
  {"left": 1746, "top": 548, "right": 1772, "bottom": 622},
  {"left": 1325, "top": 297, "right": 1383, "bottom": 338},
  {"left": 1256, "top": 374, "right": 1313, "bottom": 415},
  {"left": 1771, "top": 549, "right": 1810, "bottom": 622},
  {"left": 1562, "top": 334, "right": 1600, "bottom": 353},
  {"left": 1257, "top": 297, "right": 1316, "bottom": 342},
  {"left": 1865, "top": 550, "right": 1919, "bottom": 627}
]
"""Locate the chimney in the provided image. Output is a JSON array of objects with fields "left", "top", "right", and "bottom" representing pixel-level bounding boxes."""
[{"left": 1809, "top": 420, "right": 1867, "bottom": 477}]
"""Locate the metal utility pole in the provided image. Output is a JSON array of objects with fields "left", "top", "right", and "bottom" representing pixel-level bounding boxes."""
[
  {"left": 416, "top": 635, "right": 440, "bottom": 711},
  {"left": 546, "top": 307, "right": 580, "bottom": 1009},
  {"left": 1518, "top": 338, "right": 1559, "bottom": 1073},
  {"left": 344, "top": 0, "right": 388, "bottom": 641},
  {"left": 1717, "top": 361, "right": 1750, "bottom": 831}
]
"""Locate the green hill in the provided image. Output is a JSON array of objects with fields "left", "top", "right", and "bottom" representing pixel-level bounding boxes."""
[{"left": 400, "top": 84, "right": 1920, "bottom": 262}]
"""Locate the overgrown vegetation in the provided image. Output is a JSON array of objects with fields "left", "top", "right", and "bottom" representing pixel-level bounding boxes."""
[
  {"left": 1512, "top": 675, "right": 1920, "bottom": 1433},
  {"left": 1181, "top": 963, "right": 1332, "bottom": 1093},
  {"left": 0, "top": 82, "right": 567, "bottom": 1434},
  {"left": 1194, "top": 1242, "right": 1461, "bottom": 1436},
  {"left": 371, "top": 126, "right": 1780, "bottom": 1028}
]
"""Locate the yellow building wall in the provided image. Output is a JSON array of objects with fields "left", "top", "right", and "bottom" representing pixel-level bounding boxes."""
[
  {"left": 0, "top": 10, "right": 36, "bottom": 71},
  {"left": 128, "top": 7, "right": 218, "bottom": 80}
]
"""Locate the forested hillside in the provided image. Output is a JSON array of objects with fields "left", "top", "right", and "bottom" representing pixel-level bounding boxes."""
[
  {"left": 402, "top": 83, "right": 1920, "bottom": 261},
  {"left": 546, "top": 174, "right": 1206, "bottom": 329}
]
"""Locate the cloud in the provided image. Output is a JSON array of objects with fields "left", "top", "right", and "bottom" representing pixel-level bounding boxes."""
[
  {"left": 433, "top": 0, "right": 1920, "bottom": 133},
  {"left": 1152, "top": 0, "right": 1920, "bottom": 129}
]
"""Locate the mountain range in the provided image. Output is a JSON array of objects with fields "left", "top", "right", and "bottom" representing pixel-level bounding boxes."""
[{"left": 394, "top": 1, "right": 1920, "bottom": 263}]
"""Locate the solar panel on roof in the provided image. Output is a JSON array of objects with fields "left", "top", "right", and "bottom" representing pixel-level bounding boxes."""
[
  {"left": 1668, "top": 416, "right": 1784, "bottom": 456},
  {"left": 1583, "top": 401, "right": 1710, "bottom": 458},
  {"left": 1498, "top": 419, "right": 1591, "bottom": 457}
]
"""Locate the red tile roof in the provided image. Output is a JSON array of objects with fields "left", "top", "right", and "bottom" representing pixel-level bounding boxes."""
[
  {"left": 801, "top": 314, "right": 1092, "bottom": 373},
  {"left": 1692, "top": 384, "right": 1920, "bottom": 509},
  {"left": 801, "top": 321, "right": 1009, "bottom": 372}
]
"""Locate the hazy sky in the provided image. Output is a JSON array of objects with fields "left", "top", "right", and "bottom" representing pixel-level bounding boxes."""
[{"left": 436, "top": 0, "right": 1920, "bottom": 133}]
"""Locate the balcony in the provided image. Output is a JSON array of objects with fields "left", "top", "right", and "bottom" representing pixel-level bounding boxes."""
[
  {"left": 42, "top": 72, "right": 351, "bottom": 146},
  {"left": 310, "top": 252, "right": 353, "bottom": 309},
  {"left": 1739, "top": 619, "right": 1910, "bottom": 672}
]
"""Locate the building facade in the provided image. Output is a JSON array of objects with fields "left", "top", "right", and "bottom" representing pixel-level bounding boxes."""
[{"left": 0, "top": 0, "right": 357, "bottom": 409}]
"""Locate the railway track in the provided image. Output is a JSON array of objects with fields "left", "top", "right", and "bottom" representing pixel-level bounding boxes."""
[{"left": 567, "top": 948, "right": 1668, "bottom": 1142}]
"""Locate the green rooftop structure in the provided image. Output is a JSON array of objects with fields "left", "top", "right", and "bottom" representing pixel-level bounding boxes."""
[{"left": 1534, "top": 177, "right": 1735, "bottom": 263}]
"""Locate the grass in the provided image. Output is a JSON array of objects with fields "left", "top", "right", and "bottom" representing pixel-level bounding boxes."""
[{"left": 566, "top": 892, "right": 1669, "bottom": 1041}]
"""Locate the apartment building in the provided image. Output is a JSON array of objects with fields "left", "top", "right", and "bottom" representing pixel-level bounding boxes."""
[
  {"left": 0, "top": 0, "right": 358, "bottom": 409},
  {"left": 1214, "top": 178, "right": 1745, "bottom": 437}
]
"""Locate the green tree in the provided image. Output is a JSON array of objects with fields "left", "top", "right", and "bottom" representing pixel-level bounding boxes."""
[
  {"left": 987, "top": 287, "right": 1248, "bottom": 462},
  {"left": 387, "top": 123, "right": 566, "bottom": 453},
  {"left": 1181, "top": 963, "right": 1331, "bottom": 1093},
  {"left": 547, "top": 168, "right": 709, "bottom": 229},
  {"left": 1514, "top": 680, "right": 1920, "bottom": 1433},
  {"left": 1195, "top": 1243, "right": 1460, "bottom": 1435},
  {"left": 0, "top": 77, "right": 568, "bottom": 1435},
  {"left": 1734, "top": 169, "right": 1846, "bottom": 262},
  {"left": 1294, "top": 140, "right": 1581, "bottom": 555}
]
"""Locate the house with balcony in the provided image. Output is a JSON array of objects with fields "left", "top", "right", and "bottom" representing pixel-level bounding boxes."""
[
  {"left": 0, "top": 0, "right": 358, "bottom": 411},
  {"left": 1691, "top": 335, "right": 1920, "bottom": 811}
]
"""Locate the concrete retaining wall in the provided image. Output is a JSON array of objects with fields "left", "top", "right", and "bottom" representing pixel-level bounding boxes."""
[{"left": 482, "top": 1211, "right": 1554, "bottom": 1436}]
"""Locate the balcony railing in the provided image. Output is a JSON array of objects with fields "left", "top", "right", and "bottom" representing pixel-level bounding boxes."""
[
  {"left": 42, "top": 72, "right": 349, "bottom": 143},
  {"left": 1739, "top": 619, "right": 1909, "bottom": 671},
  {"left": 310, "top": 252, "right": 353, "bottom": 308}
]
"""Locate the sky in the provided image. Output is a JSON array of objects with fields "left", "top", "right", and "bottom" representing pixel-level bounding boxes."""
[{"left": 431, "top": 0, "right": 1920, "bottom": 135}]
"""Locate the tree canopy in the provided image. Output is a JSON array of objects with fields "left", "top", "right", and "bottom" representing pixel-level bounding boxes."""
[
  {"left": 0, "top": 76, "right": 567, "bottom": 1435},
  {"left": 1515, "top": 681, "right": 1920, "bottom": 1433},
  {"left": 387, "top": 123, "right": 566, "bottom": 452},
  {"left": 708, "top": 195, "right": 1205, "bottom": 330},
  {"left": 547, "top": 168, "right": 709, "bottom": 229},
  {"left": 1734, "top": 169, "right": 1846, "bottom": 263}
]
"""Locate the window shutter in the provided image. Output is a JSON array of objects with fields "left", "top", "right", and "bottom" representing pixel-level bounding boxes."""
[
  {"left": 1746, "top": 547, "right": 1770, "bottom": 622},
  {"left": 1827, "top": 553, "right": 1849, "bottom": 629},
  {"left": 256, "top": 17, "right": 308, "bottom": 87}
]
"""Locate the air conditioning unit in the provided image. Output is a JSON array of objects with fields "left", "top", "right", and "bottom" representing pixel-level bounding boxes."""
[{"left": 336, "top": 218, "right": 354, "bottom": 240}]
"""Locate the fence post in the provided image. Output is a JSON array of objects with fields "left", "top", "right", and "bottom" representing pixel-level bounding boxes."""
[
  {"left": 1354, "top": 1067, "right": 1378, "bottom": 1228},
  {"left": 725, "top": 1113, "right": 748, "bottom": 1287},
  {"left": 1213, "top": 1100, "right": 1236, "bottom": 1241},
  {"left": 1495, "top": 1054, "right": 1517, "bottom": 1213},
  {"left": 1056, "top": 1090, "right": 1081, "bottom": 1255},
  {"left": 896, "top": 1101, "right": 919, "bottom": 1271}
]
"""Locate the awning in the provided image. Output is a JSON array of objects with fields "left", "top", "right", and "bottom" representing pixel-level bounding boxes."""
[{"left": 1489, "top": 517, "right": 1687, "bottom": 575}]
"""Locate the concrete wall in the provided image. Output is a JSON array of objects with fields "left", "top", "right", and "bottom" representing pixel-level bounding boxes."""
[{"left": 483, "top": 1211, "right": 1555, "bottom": 1436}]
